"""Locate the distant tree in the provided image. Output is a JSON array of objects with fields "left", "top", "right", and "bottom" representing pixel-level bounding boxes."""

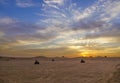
[{"left": 104, "top": 56, "right": 107, "bottom": 58}]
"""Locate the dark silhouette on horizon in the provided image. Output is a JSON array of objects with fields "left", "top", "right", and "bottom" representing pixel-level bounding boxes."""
[
  {"left": 80, "top": 59, "right": 85, "bottom": 63},
  {"left": 34, "top": 60, "right": 39, "bottom": 64},
  {"left": 51, "top": 59, "right": 55, "bottom": 62}
]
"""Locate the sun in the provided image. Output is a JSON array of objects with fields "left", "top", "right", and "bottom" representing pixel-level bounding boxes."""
[{"left": 81, "top": 52, "right": 90, "bottom": 57}]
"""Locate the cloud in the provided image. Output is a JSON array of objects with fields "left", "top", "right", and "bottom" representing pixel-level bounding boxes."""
[
  {"left": 0, "top": 17, "right": 60, "bottom": 51},
  {"left": 0, "top": 0, "right": 40, "bottom": 7},
  {"left": 37, "top": 0, "right": 120, "bottom": 38},
  {"left": 0, "top": 17, "right": 16, "bottom": 24},
  {"left": 16, "top": 0, "right": 38, "bottom": 8},
  {"left": 43, "top": 0, "right": 65, "bottom": 6},
  {"left": 38, "top": 0, "right": 100, "bottom": 30},
  {"left": 99, "top": 0, "right": 120, "bottom": 22},
  {"left": 0, "top": 46, "right": 81, "bottom": 57},
  {"left": 83, "top": 21, "right": 120, "bottom": 39},
  {"left": 0, "top": 0, "right": 120, "bottom": 57},
  {"left": 36, "top": 0, "right": 120, "bottom": 54}
]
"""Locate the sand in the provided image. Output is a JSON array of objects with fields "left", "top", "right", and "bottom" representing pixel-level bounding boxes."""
[
  {"left": 0, "top": 58, "right": 120, "bottom": 83},
  {"left": 107, "top": 64, "right": 120, "bottom": 83}
]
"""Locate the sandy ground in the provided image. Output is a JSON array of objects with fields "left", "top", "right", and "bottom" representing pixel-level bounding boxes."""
[
  {"left": 0, "top": 58, "right": 120, "bottom": 83},
  {"left": 107, "top": 63, "right": 120, "bottom": 83}
]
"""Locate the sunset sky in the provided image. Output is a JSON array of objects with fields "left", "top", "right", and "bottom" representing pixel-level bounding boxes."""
[{"left": 0, "top": 0, "right": 120, "bottom": 57}]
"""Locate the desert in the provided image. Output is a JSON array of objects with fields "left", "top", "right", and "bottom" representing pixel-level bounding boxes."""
[{"left": 0, "top": 57, "right": 120, "bottom": 83}]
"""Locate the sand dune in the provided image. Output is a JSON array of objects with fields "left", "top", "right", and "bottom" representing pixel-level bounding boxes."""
[{"left": 0, "top": 58, "right": 120, "bottom": 83}]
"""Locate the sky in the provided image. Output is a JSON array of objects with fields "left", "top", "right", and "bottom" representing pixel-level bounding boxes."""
[{"left": 0, "top": 0, "right": 120, "bottom": 57}]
